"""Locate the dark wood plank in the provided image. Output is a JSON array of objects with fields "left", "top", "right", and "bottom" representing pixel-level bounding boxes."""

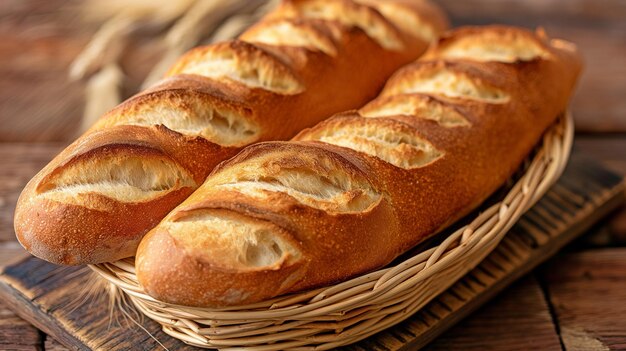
[
  {"left": 541, "top": 249, "right": 626, "bottom": 351},
  {"left": 425, "top": 276, "right": 561, "bottom": 351},
  {"left": 0, "top": 260, "right": 185, "bottom": 351},
  {"left": 0, "top": 300, "right": 42, "bottom": 351},
  {"left": 0, "top": 152, "right": 622, "bottom": 350},
  {"left": 44, "top": 337, "right": 69, "bottom": 351}
]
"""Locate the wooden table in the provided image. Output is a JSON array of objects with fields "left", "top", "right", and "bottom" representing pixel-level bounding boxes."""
[{"left": 1, "top": 1, "right": 625, "bottom": 350}]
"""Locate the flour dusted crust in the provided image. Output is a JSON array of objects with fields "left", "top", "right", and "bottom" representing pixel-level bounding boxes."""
[{"left": 136, "top": 26, "right": 582, "bottom": 307}]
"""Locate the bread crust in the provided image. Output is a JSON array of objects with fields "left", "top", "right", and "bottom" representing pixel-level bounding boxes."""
[
  {"left": 15, "top": 0, "right": 447, "bottom": 265},
  {"left": 136, "top": 25, "right": 583, "bottom": 307}
]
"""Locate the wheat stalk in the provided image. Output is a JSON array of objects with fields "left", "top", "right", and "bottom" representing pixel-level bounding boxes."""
[
  {"left": 141, "top": 0, "right": 273, "bottom": 89},
  {"left": 69, "top": 14, "right": 133, "bottom": 80},
  {"left": 71, "top": 0, "right": 197, "bottom": 132},
  {"left": 81, "top": 63, "right": 124, "bottom": 134}
]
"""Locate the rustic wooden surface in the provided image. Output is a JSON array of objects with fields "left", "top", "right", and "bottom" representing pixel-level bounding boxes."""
[
  {"left": 0, "top": 151, "right": 624, "bottom": 350},
  {"left": 0, "top": 0, "right": 625, "bottom": 349},
  {"left": 425, "top": 276, "right": 562, "bottom": 351},
  {"left": 541, "top": 249, "right": 626, "bottom": 351},
  {"left": 0, "top": 300, "right": 41, "bottom": 351}
]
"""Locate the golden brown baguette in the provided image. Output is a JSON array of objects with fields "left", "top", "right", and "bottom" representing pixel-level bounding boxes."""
[
  {"left": 14, "top": 0, "right": 447, "bottom": 265},
  {"left": 136, "top": 26, "right": 583, "bottom": 307}
]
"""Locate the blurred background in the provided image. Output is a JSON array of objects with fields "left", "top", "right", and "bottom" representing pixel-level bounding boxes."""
[{"left": 0, "top": 0, "right": 624, "bottom": 143}]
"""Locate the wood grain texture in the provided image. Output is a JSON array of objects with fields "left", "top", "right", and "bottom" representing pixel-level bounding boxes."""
[
  {"left": 0, "top": 300, "right": 42, "bottom": 351},
  {"left": 424, "top": 276, "right": 561, "bottom": 351},
  {"left": 0, "top": 152, "right": 623, "bottom": 351},
  {"left": 541, "top": 249, "right": 626, "bottom": 351},
  {"left": 44, "top": 337, "right": 69, "bottom": 351},
  {"left": 0, "top": 260, "right": 185, "bottom": 351}
]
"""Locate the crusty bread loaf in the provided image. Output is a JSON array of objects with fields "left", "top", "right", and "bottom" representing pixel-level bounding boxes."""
[
  {"left": 136, "top": 26, "right": 583, "bottom": 307},
  {"left": 14, "top": 0, "right": 447, "bottom": 265}
]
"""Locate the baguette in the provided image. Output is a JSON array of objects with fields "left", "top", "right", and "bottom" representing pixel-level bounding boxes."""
[
  {"left": 14, "top": 0, "right": 447, "bottom": 265},
  {"left": 136, "top": 26, "right": 583, "bottom": 307}
]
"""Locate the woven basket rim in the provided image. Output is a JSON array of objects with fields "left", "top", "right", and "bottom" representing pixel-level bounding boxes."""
[{"left": 90, "top": 112, "right": 574, "bottom": 350}]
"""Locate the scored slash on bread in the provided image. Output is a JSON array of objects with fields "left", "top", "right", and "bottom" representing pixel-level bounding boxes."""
[
  {"left": 136, "top": 25, "right": 583, "bottom": 307},
  {"left": 14, "top": 0, "right": 448, "bottom": 265}
]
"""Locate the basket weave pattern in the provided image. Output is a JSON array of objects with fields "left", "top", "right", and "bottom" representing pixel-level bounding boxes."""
[{"left": 91, "top": 113, "right": 573, "bottom": 350}]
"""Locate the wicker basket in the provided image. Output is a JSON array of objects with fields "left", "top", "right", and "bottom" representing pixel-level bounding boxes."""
[{"left": 90, "top": 112, "right": 574, "bottom": 350}]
